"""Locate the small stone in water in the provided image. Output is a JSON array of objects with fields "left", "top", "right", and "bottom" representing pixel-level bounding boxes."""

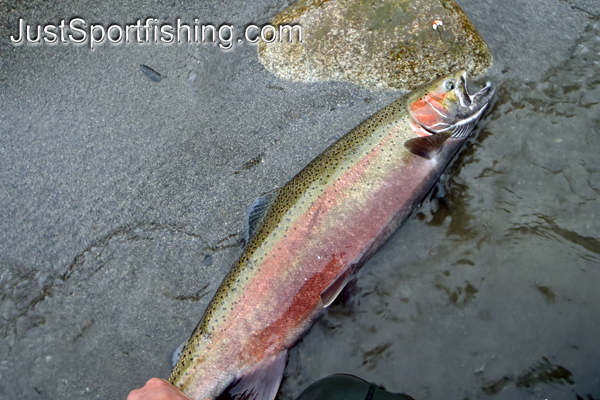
[{"left": 140, "top": 65, "right": 163, "bottom": 82}]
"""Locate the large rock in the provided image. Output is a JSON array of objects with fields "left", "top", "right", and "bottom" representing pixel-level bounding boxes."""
[{"left": 258, "top": 0, "right": 492, "bottom": 90}]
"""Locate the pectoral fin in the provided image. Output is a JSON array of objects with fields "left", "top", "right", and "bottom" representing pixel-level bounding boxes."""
[
  {"left": 229, "top": 351, "right": 288, "bottom": 400},
  {"left": 404, "top": 132, "right": 452, "bottom": 160},
  {"left": 321, "top": 267, "right": 353, "bottom": 308}
]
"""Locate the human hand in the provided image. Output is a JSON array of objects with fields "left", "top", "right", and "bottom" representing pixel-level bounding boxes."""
[{"left": 127, "top": 377, "right": 204, "bottom": 400}]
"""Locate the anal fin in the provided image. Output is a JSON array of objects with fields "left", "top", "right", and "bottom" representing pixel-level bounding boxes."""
[
  {"left": 321, "top": 267, "right": 353, "bottom": 308},
  {"left": 229, "top": 351, "right": 288, "bottom": 400}
]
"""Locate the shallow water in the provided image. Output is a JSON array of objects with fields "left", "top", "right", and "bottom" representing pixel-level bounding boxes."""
[{"left": 0, "top": 1, "right": 599, "bottom": 399}]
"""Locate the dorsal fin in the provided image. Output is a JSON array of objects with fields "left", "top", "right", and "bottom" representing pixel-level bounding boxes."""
[
  {"left": 244, "top": 188, "right": 281, "bottom": 245},
  {"left": 404, "top": 132, "right": 452, "bottom": 160}
]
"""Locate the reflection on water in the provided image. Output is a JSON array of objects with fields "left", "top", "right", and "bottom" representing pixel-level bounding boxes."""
[{"left": 280, "top": 22, "right": 600, "bottom": 400}]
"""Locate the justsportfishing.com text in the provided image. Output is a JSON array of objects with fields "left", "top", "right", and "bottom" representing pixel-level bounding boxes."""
[{"left": 10, "top": 18, "right": 303, "bottom": 49}]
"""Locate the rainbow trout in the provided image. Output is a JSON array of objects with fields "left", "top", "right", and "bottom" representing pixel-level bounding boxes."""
[{"left": 169, "top": 71, "right": 495, "bottom": 400}]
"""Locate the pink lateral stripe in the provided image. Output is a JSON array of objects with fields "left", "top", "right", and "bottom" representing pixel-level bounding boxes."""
[{"left": 213, "top": 125, "right": 430, "bottom": 367}]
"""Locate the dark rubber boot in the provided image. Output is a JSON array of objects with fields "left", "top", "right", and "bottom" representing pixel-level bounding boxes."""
[{"left": 295, "top": 374, "right": 416, "bottom": 400}]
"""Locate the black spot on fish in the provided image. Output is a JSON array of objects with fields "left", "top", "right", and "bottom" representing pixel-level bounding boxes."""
[{"left": 140, "top": 64, "right": 163, "bottom": 82}]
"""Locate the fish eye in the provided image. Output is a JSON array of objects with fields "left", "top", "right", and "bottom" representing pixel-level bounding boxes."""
[{"left": 444, "top": 81, "right": 455, "bottom": 91}]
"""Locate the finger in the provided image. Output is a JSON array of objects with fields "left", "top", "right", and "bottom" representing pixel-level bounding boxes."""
[{"left": 126, "top": 387, "right": 142, "bottom": 400}]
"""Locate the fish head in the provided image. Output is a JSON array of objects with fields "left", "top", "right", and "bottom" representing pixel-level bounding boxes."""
[{"left": 407, "top": 70, "right": 495, "bottom": 138}]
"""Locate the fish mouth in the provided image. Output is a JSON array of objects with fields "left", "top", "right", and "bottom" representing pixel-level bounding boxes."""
[
  {"left": 456, "top": 72, "right": 473, "bottom": 107},
  {"left": 457, "top": 72, "right": 494, "bottom": 111},
  {"left": 451, "top": 72, "right": 495, "bottom": 137}
]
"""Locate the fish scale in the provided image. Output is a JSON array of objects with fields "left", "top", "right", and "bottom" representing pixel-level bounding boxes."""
[{"left": 169, "top": 70, "right": 495, "bottom": 400}]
